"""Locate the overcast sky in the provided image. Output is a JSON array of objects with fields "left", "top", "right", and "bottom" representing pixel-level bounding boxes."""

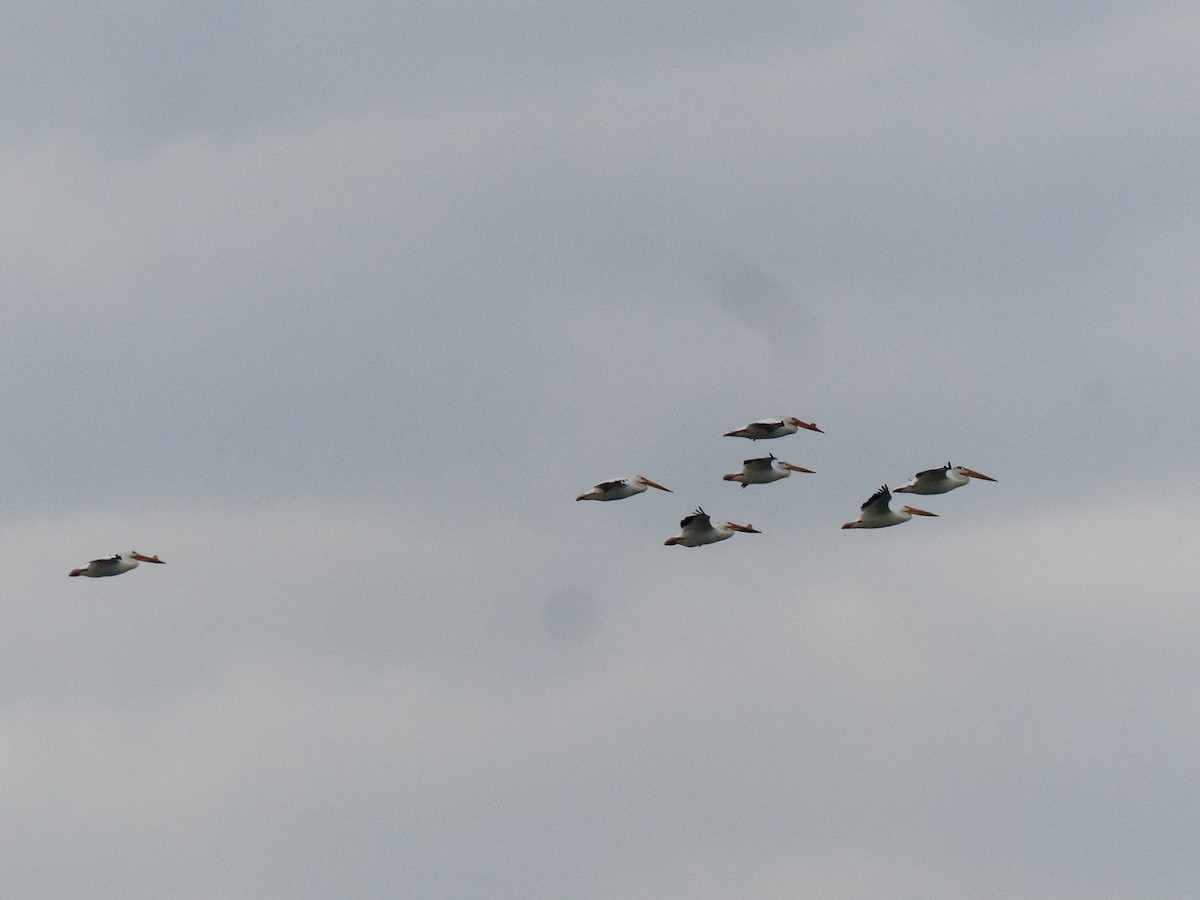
[{"left": 2, "top": 2, "right": 1200, "bottom": 898}]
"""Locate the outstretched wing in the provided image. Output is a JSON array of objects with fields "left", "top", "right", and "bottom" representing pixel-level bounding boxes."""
[
  {"left": 861, "top": 485, "right": 891, "bottom": 512},
  {"left": 913, "top": 463, "right": 951, "bottom": 480},
  {"left": 742, "top": 455, "right": 775, "bottom": 470},
  {"left": 680, "top": 508, "right": 711, "bottom": 530}
]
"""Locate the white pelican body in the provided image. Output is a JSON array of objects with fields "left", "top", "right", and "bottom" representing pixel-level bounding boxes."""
[
  {"left": 724, "top": 416, "right": 823, "bottom": 440},
  {"left": 723, "top": 454, "right": 814, "bottom": 487},
  {"left": 576, "top": 475, "right": 672, "bottom": 502},
  {"left": 69, "top": 551, "right": 165, "bottom": 578},
  {"left": 665, "top": 508, "right": 761, "bottom": 546},
  {"left": 842, "top": 486, "right": 937, "bottom": 529},
  {"left": 894, "top": 462, "right": 997, "bottom": 495},
  {"left": 576, "top": 475, "right": 672, "bottom": 504}
]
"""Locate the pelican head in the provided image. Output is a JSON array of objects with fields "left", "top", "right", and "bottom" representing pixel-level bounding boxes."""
[
  {"left": 901, "top": 506, "right": 938, "bottom": 517},
  {"left": 958, "top": 467, "right": 997, "bottom": 482},
  {"left": 786, "top": 416, "right": 823, "bottom": 433},
  {"left": 635, "top": 477, "right": 672, "bottom": 492}
]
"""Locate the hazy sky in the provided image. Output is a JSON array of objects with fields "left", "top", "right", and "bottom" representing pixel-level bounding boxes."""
[{"left": 3, "top": 3, "right": 1200, "bottom": 898}]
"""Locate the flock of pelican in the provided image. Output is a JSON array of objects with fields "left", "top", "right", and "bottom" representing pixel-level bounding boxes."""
[
  {"left": 577, "top": 416, "right": 996, "bottom": 546},
  {"left": 72, "top": 418, "right": 995, "bottom": 577}
]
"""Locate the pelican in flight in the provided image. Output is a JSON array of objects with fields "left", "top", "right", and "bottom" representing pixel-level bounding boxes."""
[
  {"left": 841, "top": 486, "right": 937, "bottom": 529},
  {"left": 665, "top": 508, "right": 761, "bottom": 546},
  {"left": 576, "top": 476, "right": 672, "bottom": 502},
  {"left": 894, "top": 462, "right": 997, "bottom": 495},
  {"left": 723, "top": 454, "right": 814, "bottom": 487},
  {"left": 724, "top": 416, "right": 823, "bottom": 440},
  {"left": 69, "top": 551, "right": 165, "bottom": 578}
]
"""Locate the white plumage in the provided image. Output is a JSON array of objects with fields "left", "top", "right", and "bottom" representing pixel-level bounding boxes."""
[
  {"left": 723, "top": 454, "right": 814, "bottom": 487},
  {"left": 841, "top": 486, "right": 938, "bottom": 529},
  {"left": 894, "top": 462, "right": 997, "bottom": 495},
  {"left": 576, "top": 475, "right": 672, "bottom": 502},
  {"left": 69, "top": 551, "right": 166, "bottom": 578},
  {"left": 664, "top": 508, "right": 761, "bottom": 546},
  {"left": 723, "top": 416, "right": 823, "bottom": 440}
]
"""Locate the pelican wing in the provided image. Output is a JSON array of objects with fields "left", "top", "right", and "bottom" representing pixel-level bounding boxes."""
[
  {"left": 595, "top": 478, "right": 628, "bottom": 493},
  {"left": 861, "top": 485, "right": 892, "bottom": 511},
  {"left": 679, "top": 508, "right": 711, "bottom": 530},
  {"left": 913, "top": 463, "right": 951, "bottom": 480},
  {"left": 89, "top": 554, "right": 121, "bottom": 565},
  {"left": 742, "top": 455, "right": 776, "bottom": 470}
]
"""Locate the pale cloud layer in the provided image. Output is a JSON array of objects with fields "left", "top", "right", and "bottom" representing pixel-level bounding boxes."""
[{"left": 2, "top": 2, "right": 1199, "bottom": 898}]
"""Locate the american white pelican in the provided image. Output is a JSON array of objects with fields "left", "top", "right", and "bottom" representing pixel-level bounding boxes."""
[
  {"left": 69, "top": 551, "right": 165, "bottom": 578},
  {"left": 841, "top": 486, "right": 937, "bottom": 529},
  {"left": 723, "top": 454, "right": 814, "bottom": 487},
  {"left": 894, "top": 462, "right": 997, "bottom": 494},
  {"left": 665, "top": 508, "right": 761, "bottom": 546},
  {"left": 724, "top": 416, "right": 823, "bottom": 440},
  {"left": 576, "top": 476, "right": 672, "bottom": 502}
]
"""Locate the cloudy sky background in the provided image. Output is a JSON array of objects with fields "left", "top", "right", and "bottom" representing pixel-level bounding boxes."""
[{"left": 2, "top": 2, "right": 1199, "bottom": 897}]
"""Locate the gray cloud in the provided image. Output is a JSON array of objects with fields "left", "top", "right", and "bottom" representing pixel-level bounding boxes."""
[{"left": 3, "top": 2, "right": 1200, "bottom": 898}]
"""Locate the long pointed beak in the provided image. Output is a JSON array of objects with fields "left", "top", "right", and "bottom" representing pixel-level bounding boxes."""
[
  {"left": 131, "top": 552, "right": 165, "bottom": 563},
  {"left": 722, "top": 473, "right": 740, "bottom": 481},
  {"left": 903, "top": 507, "right": 938, "bottom": 517},
  {"left": 782, "top": 463, "right": 814, "bottom": 473},
  {"left": 962, "top": 469, "right": 997, "bottom": 482},
  {"left": 798, "top": 420, "right": 824, "bottom": 433},
  {"left": 640, "top": 478, "right": 672, "bottom": 492},
  {"left": 728, "top": 523, "right": 761, "bottom": 533}
]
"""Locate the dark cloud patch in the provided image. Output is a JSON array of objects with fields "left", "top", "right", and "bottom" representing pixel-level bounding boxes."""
[{"left": 709, "top": 257, "right": 826, "bottom": 369}]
